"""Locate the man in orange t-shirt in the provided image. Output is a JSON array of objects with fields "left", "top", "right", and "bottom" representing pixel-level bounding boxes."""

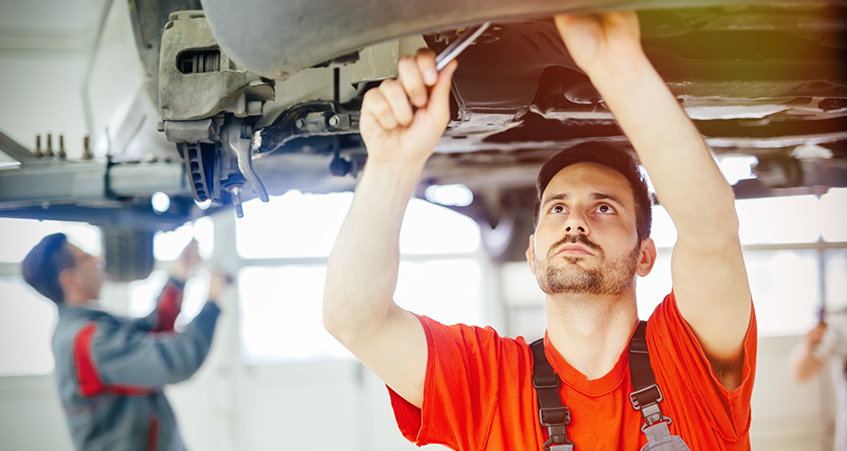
[{"left": 324, "top": 10, "right": 756, "bottom": 451}]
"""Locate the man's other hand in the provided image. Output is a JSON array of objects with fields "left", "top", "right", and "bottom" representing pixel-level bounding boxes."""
[
  {"left": 554, "top": 11, "right": 643, "bottom": 77},
  {"left": 359, "top": 49, "right": 457, "bottom": 169},
  {"left": 791, "top": 321, "right": 828, "bottom": 382},
  {"left": 172, "top": 240, "right": 201, "bottom": 283},
  {"left": 805, "top": 321, "right": 828, "bottom": 350},
  {"left": 206, "top": 271, "right": 230, "bottom": 305}
]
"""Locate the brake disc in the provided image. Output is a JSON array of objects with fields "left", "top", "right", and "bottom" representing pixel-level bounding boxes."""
[{"left": 179, "top": 142, "right": 216, "bottom": 202}]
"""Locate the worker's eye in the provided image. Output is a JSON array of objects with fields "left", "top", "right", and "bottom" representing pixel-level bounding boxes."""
[
  {"left": 551, "top": 204, "right": 566, "bottom": 214},
  {"left": 596, "top": 203, "right": 616, "bottom": 214}
]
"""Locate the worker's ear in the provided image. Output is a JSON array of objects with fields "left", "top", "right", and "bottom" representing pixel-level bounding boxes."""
[
  {"left": 526, "top": 234, "right": 537, "bottom": 275},
  {"left": 58, "top": 267, "right": 80, "bottom": 298},
  {"left": 636, "top": 237, "right": 657, "bottom": 277}
]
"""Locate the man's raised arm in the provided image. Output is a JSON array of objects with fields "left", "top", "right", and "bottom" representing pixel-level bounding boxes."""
[
  {"left": 323, "top": 50, "right": 457, "bottom": 408},
  {"left": 133, "top": 240, "right": 201, "bottom": 332},
  {"left": 555, "top": 12, "right": 752, "bottom": 389}
]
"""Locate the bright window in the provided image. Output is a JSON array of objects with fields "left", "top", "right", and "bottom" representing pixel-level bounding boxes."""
[
  {"left": 647, "top": 188, "right": 847, "bottom": 247},
  {"left": 638, "top": 249, "right": 824, "bottom": 336},
  {"left": 825, "top": 249, "right": 847, "bottom": 310},
  {"left": 0, "top": 218, "right": 101, "bottom": 263},
  {"left": 236, "top": 190, "right": 485, "bottom": 364},
  {"left": 236, "top": 191, "right": 353, "bottom": 259},
  {"left": 398, "top": 200, "right": 481, "bottom": 254},
  {"left": 736, "top": 195, "right": 820, "bottom": 245},
  {"left": 650, "top": 205, "right": 677, "bottom": 249},
  {"left": 238, "top": 265, "right": 351, "bottom": 363},
  {"left": 235, "top": 191, "right": 481, "bottom": 259},
  {"left": 635, "top": 190, "right": 847, "bottom": 336},
  {"left": 719, "top": 156, "right": 757, "bottom": 185},
  {"left": 394, "top": 259, "right": 485, "bottom": 326},
  {"left": 820, "top": 188, "right": 847, "bottom": 242},
  {"left": 635, "top": 252, "right": 673, "bottom": 316},
  {"left": 238, "top": 259, "right": 485, "bottom": 364},
  {"left": 153, "top": 216, "right": 214, "bottom": 261},
  {"left": 745, "top": 250, "right": 821, "bottom": 336}
]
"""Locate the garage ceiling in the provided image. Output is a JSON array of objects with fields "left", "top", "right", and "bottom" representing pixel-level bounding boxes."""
[
  {"left": 0, "top": 0, "right": 108, "bottom": 163},
  {"left": 0, "top": 0, "right": 105, "bottom": 56}
]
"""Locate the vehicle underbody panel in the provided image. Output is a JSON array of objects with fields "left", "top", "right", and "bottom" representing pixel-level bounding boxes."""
[
  {"left": 198, "top": 0, "right": 846, "bottom": 78},
  {"left": 195, "top": 0, "right": 847, "bottom": 170},
  {"left": 2, "top": 0, "right": 846, "bottom": 263}
]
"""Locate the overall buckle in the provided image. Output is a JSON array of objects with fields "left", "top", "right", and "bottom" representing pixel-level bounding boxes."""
[
  {"left": 629, "top": 384, "right": 663, "bottom": 410},
  {"left": 542, "top": 423, "right": 574, "bottom": 450},
  {"left": 539, "top": 406, "right": 571, "bottom": 426},
  {"left": 631, "top": 384, "right": 673, "bottom": 431},
  {"left": 533, "top": 374, "right": 560, "bottom": 390}
]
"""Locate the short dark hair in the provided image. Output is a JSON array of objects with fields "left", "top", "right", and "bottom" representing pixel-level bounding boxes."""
[
  {"left": 22, "top": 233, "right": 77, "bottom": 304},
  {"left": 535, "top": 140, "right": 652, "bottom": 241}
]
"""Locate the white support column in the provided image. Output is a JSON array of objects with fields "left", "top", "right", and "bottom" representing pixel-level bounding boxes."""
[{"left": 206, "top": 209, "right": 244, "bottom": 451}]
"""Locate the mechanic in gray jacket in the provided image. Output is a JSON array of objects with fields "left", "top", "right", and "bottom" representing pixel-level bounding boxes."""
[{"left": 22, "top": 233, "right": 224, "bottom": 451}]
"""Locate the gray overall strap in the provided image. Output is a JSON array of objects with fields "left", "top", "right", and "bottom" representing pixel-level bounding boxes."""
[
  {"left": 530, "top": 339, "right": 574, "bottom": 451},
  {"left": 628, "top": 321, "right": 672, "bottom": 433},
  {"left": 531, "top": 322, "right": 685, "bottom": 451}
]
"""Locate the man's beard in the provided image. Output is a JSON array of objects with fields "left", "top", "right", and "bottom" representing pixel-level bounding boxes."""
[{"left": 535, "top": 234, "right": 641, "bottom": 297}]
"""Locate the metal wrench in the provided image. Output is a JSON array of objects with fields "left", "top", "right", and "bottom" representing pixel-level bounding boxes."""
[{"left": 435, "top": 22, "right": 491, "bottom": 71}]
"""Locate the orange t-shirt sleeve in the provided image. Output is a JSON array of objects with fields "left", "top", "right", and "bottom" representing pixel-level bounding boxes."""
[
  {"left": 647, "top": 291, "right": 757, "bottom": 444},
  {"left": 387, "top": 314, "right": 509, "bottom": 450}
]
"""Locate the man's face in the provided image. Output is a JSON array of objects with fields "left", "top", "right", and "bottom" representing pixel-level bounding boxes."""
[
  {"left": 528, "top": 162, "right": 648, "bottom": 297},
  {"left": 67, "top": 244, "right": 105, "bottom": 301}
]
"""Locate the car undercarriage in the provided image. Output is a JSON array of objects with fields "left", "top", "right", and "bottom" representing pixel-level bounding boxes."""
[{"left": 0, "top": 0, "right": 845, "bottom": 273}]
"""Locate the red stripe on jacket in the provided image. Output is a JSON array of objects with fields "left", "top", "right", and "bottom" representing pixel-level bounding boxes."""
[
  {"left": 146, "top": 415, "right": 160, "bottom": 451},
  {"left": 152, "top": 281, "right": 183, "bottom": 332},
  {"left": 73, "top": 322, "right": 157, "bottom": 398}
]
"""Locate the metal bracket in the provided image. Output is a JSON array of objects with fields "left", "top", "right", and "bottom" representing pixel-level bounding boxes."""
[
  {"left": 0, "top": 129, "right": 37, "bottom": 165},
  {"left": 221, "top": 117, "right": 269, "bottom": 217},
  {"left": 251, "top": 100, "right": 360, "bottom": 157}
]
